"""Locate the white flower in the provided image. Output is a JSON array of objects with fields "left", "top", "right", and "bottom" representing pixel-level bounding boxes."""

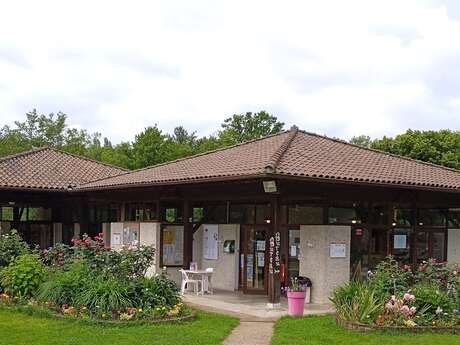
[{"left": 436, "top": 306, "right": 443, "bottom": 315}]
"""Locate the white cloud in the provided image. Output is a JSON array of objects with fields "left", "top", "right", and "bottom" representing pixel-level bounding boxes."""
[{"left": 0, "top": 0, "right": 460, "bottom": 142}]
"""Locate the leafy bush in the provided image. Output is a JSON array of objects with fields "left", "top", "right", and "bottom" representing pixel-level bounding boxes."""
[
  {"left": 412, "top": 283, "right": 451, "bottom": 318},
  {"left": 37, "top": 261, "right": 91, "bottom": 306},
  {"left": 369, "top": 256, "right": 413, "bottom": 300},
  {"left": 0, "top": 230, "right": 29, "bottom": 268},
  {"left": 330, "top": 281, "right": 383, "bottom": 324},
  {"left": 41, "top": 234, "right": 155, "bottom": 280},
  {"left": 74, "top": 276, "right": 132, "bottom": 315},
  {"left": 1, "top": 254, "right": 45, "bottom": 297},
  {"left": 130, "top": 274, "right": 180, "bottom": 308}
]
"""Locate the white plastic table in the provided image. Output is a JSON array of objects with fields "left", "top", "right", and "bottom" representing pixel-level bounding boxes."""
[{"left": 184, "top": 270, "right": 213, "bottom": 295}]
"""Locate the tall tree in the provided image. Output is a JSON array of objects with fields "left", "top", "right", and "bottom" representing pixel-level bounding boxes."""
[
  {"left": 131, "top": 125, "right": 169, "bottom": 169},
  {"left": 219, "top": 111, "right": 285, "bottom": 145},
  {"left": 371, "top": 129, "right": 460, "bottom": 169}
]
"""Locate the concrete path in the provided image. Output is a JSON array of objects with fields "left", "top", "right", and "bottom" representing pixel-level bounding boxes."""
[{"left": 223, "top": 318, "right": 274, "bottom": 345}]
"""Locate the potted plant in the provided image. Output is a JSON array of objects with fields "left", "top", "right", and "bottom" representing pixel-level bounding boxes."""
[{"left": 287, "top": 277, "right": 306, "bottom": 316}]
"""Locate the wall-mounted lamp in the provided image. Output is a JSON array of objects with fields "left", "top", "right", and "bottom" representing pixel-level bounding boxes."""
[
  {"left": 263, "top": 180, "right": 277, "bottom": 193},
  {"left": 391, "top": 221, "right": 397, "bottom": 227},
  {"left": 265, "top": 219, "right": 271, "bottom": 224},
  {"left": 351, "top": 219, "right": 357, "bottom": 224}
]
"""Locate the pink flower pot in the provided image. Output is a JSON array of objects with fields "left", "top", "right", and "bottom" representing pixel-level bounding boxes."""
[{"left": 287, "top": 291, "right": 306, "bottom": 316}]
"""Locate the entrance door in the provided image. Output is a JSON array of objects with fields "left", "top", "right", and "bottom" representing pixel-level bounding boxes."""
[{"left": 241, "top": 225, "right": 268, "bottom": 294}]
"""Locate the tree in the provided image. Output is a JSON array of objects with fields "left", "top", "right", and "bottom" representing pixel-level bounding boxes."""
[
  {"left": 349, "top": 135, "right": 372, "bottom": 148},
  {"left": 371, "top": 129, "right": 460, "bottom": 169},
  {"left": 131, "top": 126, "right": 169, "bottom": 169},
  {"left": 219, "top": 111, "right": 285, "bottom": 145}
]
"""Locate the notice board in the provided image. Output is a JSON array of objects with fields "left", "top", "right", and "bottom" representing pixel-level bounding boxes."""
[{"left": 203, "top": 224, "right": 219, "bottom": 260}]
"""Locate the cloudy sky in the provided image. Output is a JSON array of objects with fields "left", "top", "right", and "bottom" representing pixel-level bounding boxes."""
[{"left": 1, "top": 0, "right": 460, "bottom": 143}]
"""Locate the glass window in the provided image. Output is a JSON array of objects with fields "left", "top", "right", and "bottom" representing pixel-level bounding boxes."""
[
  {"left": 448, "top": 211, "right": 460, "bottom": 228},
  {"left": 418, "top": 209, "right": 446, "bottom": 227},
  {"left": 126, "top": 203, "right": 157, "bottom": 222},
  {"left": 255, "top": 204, "right": 271, "bottom": 224},
  {"left": 229, "top": 204, "right": 255, "bottom": 224},
  {"left": 162, "top": 225, "right": 184, "bottom": 266},
  {"left": 394, "top": 209, "right": 412, "bottom": 226},
  {"left": 204, "top": 205, "right": 227, "bottom": 224},
  {"left": 432, "top": 232, "right": 445, "bottom": 262},
  {"left": 28, "top": 207, "right": 52, "bottom": 221},
  {"left": 163, "top": 207, "right": 182, "bottom": 223},
  {"left": 328, "top": 207, "right": 357, "bottom": 224},
  {"left": 288, "top": 205, "right": 323, "bottom": 224},
  {"left": 0, "top": 207, "right": 13, "bottom": 221},
  {"left": 192, "top": 207, "right": 204, "bottom": 223}
]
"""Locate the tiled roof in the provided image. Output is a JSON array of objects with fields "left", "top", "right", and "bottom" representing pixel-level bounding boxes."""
[
  {"left": 0, "top": 147, "right": 127, "bottom": 191},
  {"left": 79, "top": 127, "right": 460, "bottom": 192}
]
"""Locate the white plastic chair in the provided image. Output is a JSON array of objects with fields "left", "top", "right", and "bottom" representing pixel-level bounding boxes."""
[
  {"left": 179, "top": 269, "right": 201, "bottom": 295},
  {"left": 205, "top": 267, "right": 214, "bottom": 294}
]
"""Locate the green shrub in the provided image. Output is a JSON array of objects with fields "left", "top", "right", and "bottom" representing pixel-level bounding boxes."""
[
  {"left": 412, "top": 283, "right": 451, "bottom": 318},
  {"left": 37, "top": 261, "right": 91, "bottom": 306},
  {"left": 1, "top": 254, "right": 45, "bottom": 297},
  {"left": 0, "top": 230, "right": 29, "bottom": 268},
  {"left": 130, "top": 274, "right": 180, "bottom": 308},
  {"left": 74, "top": 276, "right": 132, "bottom": 314},
  {"left": 369, "top": 256, "right": 412, "bottom": 299},
  {"left": 330, "top": 281, "right": 383, "bottom": 324}
]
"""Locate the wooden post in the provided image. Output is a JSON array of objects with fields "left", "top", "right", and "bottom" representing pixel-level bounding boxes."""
[
  {"left": 268, "top": 196, "right": 281, "bottom": 307},
  {"left": 183, "top": 199, "right": 192, "bottom": 269}
]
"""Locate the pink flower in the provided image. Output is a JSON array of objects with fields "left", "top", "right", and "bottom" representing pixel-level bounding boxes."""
[
  {"left": 403, "top": 293, "right": 415, "bottom": 301},
  {"left": 400, "top": 305, "right": 410, "bottom": 316}
]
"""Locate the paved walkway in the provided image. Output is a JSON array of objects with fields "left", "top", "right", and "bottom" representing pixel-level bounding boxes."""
[
  {"left": 223, "top": 318, "right": 274, "bottom": 345},
  {"left": 184, "top": 290, "right": 335, "bottom": 345}
]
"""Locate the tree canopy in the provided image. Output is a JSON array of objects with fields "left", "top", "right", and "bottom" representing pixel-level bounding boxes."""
[
  {"left": 0, "top": 109, "right": 285, "bottom": 169},
  {"left": 350, "top": 129, "right": 460, "bottom": 170},
  {"left": 3, "top": 110, "right": 460, "bottom": 171}
]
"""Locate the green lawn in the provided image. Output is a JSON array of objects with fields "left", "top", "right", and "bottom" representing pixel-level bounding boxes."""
[
  {"left": 0, "top": 308, "right": 238, "bottom": 345},
  {"left": 272, "top": 315, "right": 460, "bottom": 345}
]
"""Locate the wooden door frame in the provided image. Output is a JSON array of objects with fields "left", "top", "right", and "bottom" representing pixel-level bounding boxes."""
[{"left": 240, "top": 224, "right": 270, "bottom": 295}]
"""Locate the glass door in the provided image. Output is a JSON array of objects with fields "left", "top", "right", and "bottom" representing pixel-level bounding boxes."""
[{"left": 241, "top": 225, "right": 268, "bottom": 294}]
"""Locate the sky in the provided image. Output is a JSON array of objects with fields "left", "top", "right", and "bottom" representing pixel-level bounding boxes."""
[{"left": 1, "top": 0, "right": 460, "bottom": 143}]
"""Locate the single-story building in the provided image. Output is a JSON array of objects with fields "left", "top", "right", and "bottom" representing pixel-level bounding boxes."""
[{"left": 1, "top": 126, "right": 460, "bottom": 304}]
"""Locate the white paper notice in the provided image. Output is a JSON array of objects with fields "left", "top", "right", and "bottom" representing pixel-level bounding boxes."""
[
  {"left": 256, "top": 240, "right": 266, "bottom": 251},
  {"left": 203, "top": 224, "right": 219, "bottom": 260},
  {"left": 394, "top": 234, "right": 407, "bottom": 249},
  {"left": 330, "top": 243, "right": 346, "bottom": 258},
  {"left": 112, "top": 233, "right": 121, "bottom": 245},
  {"left": 257, "top": 252, "right": 265, "bottom": 267},
  {"left": 290, "top": 245, "right": 297, "bottom": 257}
]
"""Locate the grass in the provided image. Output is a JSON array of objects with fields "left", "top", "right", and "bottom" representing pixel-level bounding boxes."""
[
  {"left": 0, "top": 308, "right": 238, "bottom": 345},
  {"left": 272, "top": 315, "right": 460, "bottom": 345}
]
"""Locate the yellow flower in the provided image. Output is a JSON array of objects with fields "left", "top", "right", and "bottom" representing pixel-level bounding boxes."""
[{"left": 138, "top": 308, "right": 143, "bottom": 312}]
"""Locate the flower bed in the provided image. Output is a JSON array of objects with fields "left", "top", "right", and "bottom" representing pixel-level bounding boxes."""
[
  {"left": 336, "top": 315, "right": 460, "bottom": 333},
  {"left": 331, "top": 256, "right": 460, "bottom": 331},
  {"left": 0, "top": 230, "right": 192, "bottom": 323}
]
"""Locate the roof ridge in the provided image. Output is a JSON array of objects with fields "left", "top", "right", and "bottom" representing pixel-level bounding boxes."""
[
  {"left": 0, "top": 146, "right": 128, "bottom": 173},
  {"left": 46, "top": 147, "right": 128, "bottom": 172},
  {"left": 0, "top": 146, "right": 49, "bottom": 163},
  {"left": 264, "top": 125, "right": 299, "bottom": 173},
  {"left": 77, "top": 129, "right": 290, "bottom": 189},
  {"left": 297, "top": 129, "right": 460, "bottom": 175}
]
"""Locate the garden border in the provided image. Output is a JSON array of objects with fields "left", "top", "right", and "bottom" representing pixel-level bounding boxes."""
[
  {"left": 0, "top": 304, "right": 196, "bottom": 327},
  {"left": 336, "top": 316, "right": 460, "bottom": 334}
]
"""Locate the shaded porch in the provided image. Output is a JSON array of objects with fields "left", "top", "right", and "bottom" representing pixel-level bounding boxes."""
[{"left": 183, "top": 289, "right": 334, "bottom": 320}]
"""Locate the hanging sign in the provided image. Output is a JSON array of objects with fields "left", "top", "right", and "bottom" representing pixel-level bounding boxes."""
[{"left": 394, "top": 234, "right": 407, "bottom": 249}]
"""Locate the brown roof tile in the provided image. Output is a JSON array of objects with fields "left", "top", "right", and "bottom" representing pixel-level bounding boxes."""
[
  {"left": 0, "top": 147, "right": 127, "bottom": 191},
  {"left": 79, "top": 127, "right": 460, "bottom": 192}
]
